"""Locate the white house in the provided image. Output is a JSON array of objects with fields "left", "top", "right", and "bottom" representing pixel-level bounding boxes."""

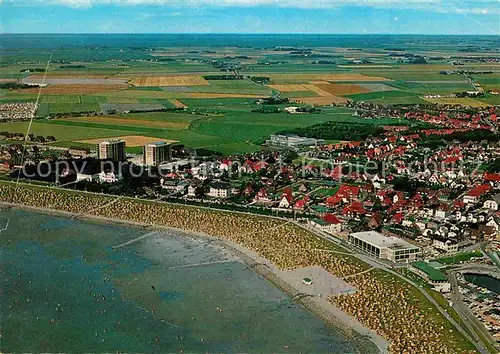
[
  {"left": 187, "top": 185, "right": 197, "bottom": 197},
  {"left": 486, "top": 217, "right": 499, "bottom": 232},
  {"left": 483, "top": 194, "right": 500, "bottom": 211},
  {"left": 161, "top": 179, "right": 188, "bottom": 194},
  {"left": 97, "top": 171, "right": 122, "bottom": 183},
  {"left": 309, "top": 214, "right": 342, "bottom": 234},
  {"left": 435, "top": 207, "right": 451, "bottom": 220},
  {"left": 432, "top": 238, "right": 458, "bottom": 253},
  {"left": 208, "top": 181, "right": 232, "bottom": 199}
]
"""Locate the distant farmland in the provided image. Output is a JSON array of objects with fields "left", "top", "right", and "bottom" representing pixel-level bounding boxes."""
[{"left": 131, "top": 76, "right": 209, "bottom": 87}]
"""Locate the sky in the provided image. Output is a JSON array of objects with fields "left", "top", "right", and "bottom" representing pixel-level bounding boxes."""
[{"left": 1, "top": 0, "right": 499, "bottom": 35}]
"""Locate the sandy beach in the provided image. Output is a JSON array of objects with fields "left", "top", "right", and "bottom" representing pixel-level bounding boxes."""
[{"left": 0, "top": 201, "right": 388, "bottom": 353}]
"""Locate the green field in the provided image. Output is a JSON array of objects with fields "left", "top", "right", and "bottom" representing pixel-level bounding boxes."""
[
  {"left": 347, "top": 90, "right": 419, "bottom": 101},
  {"left": 1, "top": 39, "right": 498, "bottom": 155}
]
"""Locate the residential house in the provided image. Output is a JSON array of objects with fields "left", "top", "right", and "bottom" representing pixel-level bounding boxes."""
[
  {"left": 187, "top": 184, "right": 197, "bottom": 197},
  {"left": 278, "top": 188, "right": 293, "bottom": 208},
  {"left": 208, "top": 181, "right": 232, "bottom": 199},
  {"left": 97, "top": 171, "right": 122, "bottom": 183},
  {"left": 309, "top": 213, "right": 342, "bottom": 234},
  {"left": 254, "top": 188, "right": 271, "bottom": 204},
  {"left": 463, "top": 184, "right": 491, "bottom": 204},
  {"left": 486, "top": 216, "right": 499, "bottom": 232},
  {"left": 161, "top": 178, "right": 188, "bottom": 194},
  {"left": 432, "top": 238, "right": 459, "bottom": 253},
  {"left": 483, "top": 193, "right": 500, "bottom": 211}
]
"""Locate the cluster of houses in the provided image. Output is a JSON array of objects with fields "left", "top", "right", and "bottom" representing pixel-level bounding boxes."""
[
  {"left": 151, "top": 106, "right": 500, "bottom": 258},
  {"left": 0, "top": 102, "right": 38, "bottom": 121}
]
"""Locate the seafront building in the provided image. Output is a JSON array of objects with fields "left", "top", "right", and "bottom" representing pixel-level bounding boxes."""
[
  {"left": 143, "top": 141, "right": 172, "bottom": 166},
  {"left": 97, "top": 139, "right": 126, "bottom": 161},
  {"left": 348, "top": 231, "right": 421, "bottom": 262},
  {"left": 409, "top": 261, "right": 451, "bottom": 292}
]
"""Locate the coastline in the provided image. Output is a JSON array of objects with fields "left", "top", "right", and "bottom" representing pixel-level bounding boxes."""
[{"left": 1, "top": 201, "right": 388, "bottom": 354}]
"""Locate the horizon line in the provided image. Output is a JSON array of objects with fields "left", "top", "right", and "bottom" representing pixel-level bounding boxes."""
[{"left": 2, "top": 32, "right": 499, "bottom": 36}]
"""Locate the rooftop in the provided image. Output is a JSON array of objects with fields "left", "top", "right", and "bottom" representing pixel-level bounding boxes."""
[
  {"left": 147, "top": 141, "right": 170, "bottom": 147},
  {"left": 412, "top": 261, "right": 448, "bottom": 282},
  {"left": 100, "top": 139, "right": 125, "bottom": 144},
  {"left": 350, "top": 231, "right": 419, "bottom": 251}
]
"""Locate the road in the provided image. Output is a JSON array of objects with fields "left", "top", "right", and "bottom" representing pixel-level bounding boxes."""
[
  {"left": 448, "top": 270, "right": 499, "bottom": 353},
  {"left": 294, "top": 221, "right": 488, "bottom": 354}
]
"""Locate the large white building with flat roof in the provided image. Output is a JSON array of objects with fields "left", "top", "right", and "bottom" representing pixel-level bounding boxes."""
[{"left": 348, "top": 231, "right": 420, "bottom": 262}]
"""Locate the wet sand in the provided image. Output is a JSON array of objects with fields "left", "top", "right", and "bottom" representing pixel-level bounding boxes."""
[{"left": 1, "top": 202, "right": 389, "bottom": 353}]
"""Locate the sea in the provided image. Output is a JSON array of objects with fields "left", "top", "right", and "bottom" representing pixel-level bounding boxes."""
[{"left": 0, "top": 209, "right": 355, "bottom": 353}]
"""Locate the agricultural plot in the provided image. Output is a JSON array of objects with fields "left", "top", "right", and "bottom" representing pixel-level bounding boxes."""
[
  {"left": 292, "top": 96, "right": 349, "bottom": 105},
  {"left": 268, "top": 84, "right": 307, "bottom": 92},
  {"left": 473, "top": 76, "right": 500, "bottom": 91},
  {"left": 423, "top": 97, "right": 492, "bottom": 107},
  {"left": 0, "top": 121, "right": 132, "bottom": 142},
  {"left": 477, "top": 94, "right": 500, "bottom": 106},
  {"left": 266, "top": 73, "right": 391, "bottom": 84},
  {"left": 347, "top": 90, "right": 419, "bottom": 101},
  {"left": 76, "top": 135, "right": 178, "bottom": 147},
  {"left": 61, "top": 116, "right": 189, "bottom": 130},
  {"left": 283, "top": 91, "right": 319, "bottom": 98},
  {"left": 105, "top": 97, "right": 140, "bottom": 104},
  {"left": 101, "top": 89, "right": 263, "bottom": 100},
  {"left": 17, "top": 84, "right": 127, "bottom": 95},
  {"left": 41, "top": 95, "right": 81, "bottom": 104},
  {"left": 202, "top": 80, "right": 273, "bottom": 95},
  {"left": 311, "top": 83, "right": 371, "bottom": 95},
  {"left": 35, "top": 103, "right": 49, "bottom": 117},
  {"left": 99, "top": 103, "right": 166, "bottom": 113},
  {"left": 168, "top": 99, "right": 187, "bottom": 108},
  {"left": 130, "top": 76, "right": 209, "bottom": 87},
  {"left": 21, "top": 77, "right": 128, "bottom": 85},
  {"left": 358, "top": 83, "right": 397, "bottom": 92},
  {"left": 47, "top": 103, "right": 101, "bottom": 114},
  {"left": 80, "top": 95, "right": 108, "bottom": 104}
]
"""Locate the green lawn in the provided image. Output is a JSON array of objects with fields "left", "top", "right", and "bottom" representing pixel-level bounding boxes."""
[
  {"left": 0, "top": 121, "right": 131, "bottom": 141},
  {"left": 437, "top": 251, "right": 483, "bottom": 265}
]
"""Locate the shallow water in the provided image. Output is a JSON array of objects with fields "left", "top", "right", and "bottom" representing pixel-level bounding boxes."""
[
  {"left": 0, "top": 210, "right": 356, "bottom": 353},
  {"left": 464, "top": 273, "right": 500, "bottom": 294}
]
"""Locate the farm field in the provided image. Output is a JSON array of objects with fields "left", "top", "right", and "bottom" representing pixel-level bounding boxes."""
[
  {"left": 59, "top": 115, "right": 191, "bottom": 130},
  {"left": 77, "top": 135, "right": 179, "bottom": 147},
  {"left": 130, "top": 76, "right": 209, "bottom": 87},
  {"left": 1, "top": 35, "right": 498, "bottom": 154},
  {"left": 423, "top": 97, "right": 492, "bottom": 107}
]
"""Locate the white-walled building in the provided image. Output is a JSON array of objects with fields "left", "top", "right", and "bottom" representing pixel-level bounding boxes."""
[
  {"left": 348, "top": 231, "right": 420, "bottom": 262},
  {"left": 410, "top": 261, "right": 451, "bottom": 293},
  {"left": 208, "top": 181, "right": 232, "bottom": 199},
  {"left": 432, "top": 238, "right": 459, "bottom": 253}
]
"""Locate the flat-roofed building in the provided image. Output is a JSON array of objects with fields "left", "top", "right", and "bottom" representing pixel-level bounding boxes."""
[
  {"left": 348, "top": 231, "right": 420, "bottom": 262},
  {"left": 143, "top": 141, "right": 172, "bottom": 166},
  {"left": 97, "top": 139, "right": 126, "bottom": 161},
  {"left": 410, "top": 261, "right": 451, "bottom": 292},
  {"left": 266, "top": 134, "right": 324, "bottom": 149}
]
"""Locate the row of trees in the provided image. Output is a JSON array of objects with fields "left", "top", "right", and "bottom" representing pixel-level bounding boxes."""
[
  {"left": 0, "top": 132, "right": 56, "bottom": 143},
  {"left": 278, "top": 121, "right": 385, "bottom": 141}
]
